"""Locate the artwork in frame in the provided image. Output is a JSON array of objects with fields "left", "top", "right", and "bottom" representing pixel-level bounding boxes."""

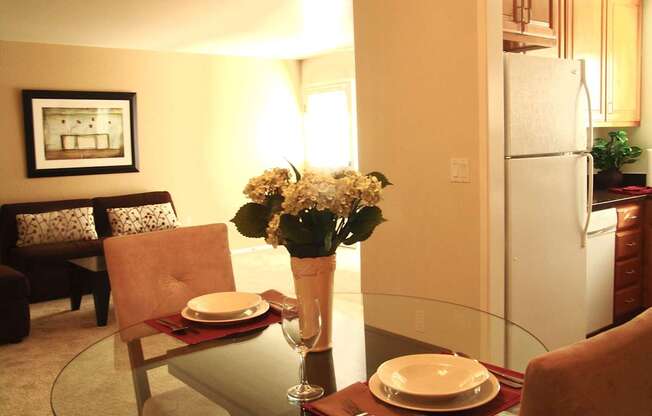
[{"left": 22, "top": 90, "right": 139, "bottom": 177}]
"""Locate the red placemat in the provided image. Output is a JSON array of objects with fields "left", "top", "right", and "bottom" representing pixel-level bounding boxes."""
[
  {"left": 304, "top": 367, "right": 523, "bottom": 416},
  {"left": 145, "top": 290, "right": 290, "bottom": 345},
  {"left": 608, "top": 186, "right": 652, "bottom": 195}
]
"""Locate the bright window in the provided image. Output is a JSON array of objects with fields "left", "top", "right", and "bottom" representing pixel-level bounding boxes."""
[{"left": 303, "top": 83, "right": 357, "bottom": 170}]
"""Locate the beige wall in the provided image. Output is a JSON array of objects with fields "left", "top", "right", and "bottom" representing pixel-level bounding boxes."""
[
  {"left": 301, "top": 50, "right": 356, "bottom": 86},
  {"left": 0, "top": 41, "right": 303, "bottom": 249},
  {"left": 353, "top": 0, "right": 492, "bottom": 309}
]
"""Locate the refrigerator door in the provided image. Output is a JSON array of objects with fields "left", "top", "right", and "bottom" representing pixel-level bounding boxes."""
[
  {"left": 506, "top": 154, "right": 588, "bottom": 351},
  {"left": 505, "top": 53, "right": 590, "bottom": 156}
]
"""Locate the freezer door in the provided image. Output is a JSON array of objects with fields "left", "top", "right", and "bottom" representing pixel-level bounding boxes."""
[
  {"left": 506, "top": 155, "right": 588, "bottom": 351},
  {"left": 505, "top": 53, "right": 590, "bottom": 156}
]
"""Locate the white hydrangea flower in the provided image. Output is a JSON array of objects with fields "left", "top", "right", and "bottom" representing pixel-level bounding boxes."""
[
  {"left": 265, "top": 213, "right": 283, "bottom": 247},
  {"left": 243, "top": 168, "right": 291, "bottom": 204}
]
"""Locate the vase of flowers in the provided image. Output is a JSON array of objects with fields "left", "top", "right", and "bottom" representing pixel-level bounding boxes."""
[{"left": 231, "top": 164, "right": 391, "bottom": 351}]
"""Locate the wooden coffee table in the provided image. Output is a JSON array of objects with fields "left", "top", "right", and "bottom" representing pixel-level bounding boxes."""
[{"left": 68, "top": 256, "right": 111, "bottom": 326}]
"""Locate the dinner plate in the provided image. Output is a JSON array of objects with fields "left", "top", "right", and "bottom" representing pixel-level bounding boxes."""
[
  {"left": 368, "top": 372, "right": 500, "bottom": 412},
  {"left": 181, "top": 300, "right": 270, "bottom": 324},
  {"left": 186, "top": 292, "right": 262, "bottom": 319},
  {"left": 377, "top": 354, "right": 490, "bottom": 398}
]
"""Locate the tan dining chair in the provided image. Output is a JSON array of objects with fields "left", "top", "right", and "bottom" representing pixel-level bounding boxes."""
[
  {"left": 104, "top": 223, "right": 236, "bottom": 416},
  {"left": 519, "top": 307, "right": 652, "bottom": 416}
]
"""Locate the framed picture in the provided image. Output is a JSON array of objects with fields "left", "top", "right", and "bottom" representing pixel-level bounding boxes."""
[{"left": 22, "top": 90, "right": 139, "bottom": 177}]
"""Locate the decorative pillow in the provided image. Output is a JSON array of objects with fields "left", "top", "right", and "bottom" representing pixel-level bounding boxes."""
[
  {"left": 107, "top": 202, "right": 178, "bottom": 236},
  {"left": 16, "top": 207, "right": 98, "bottom": 247}
]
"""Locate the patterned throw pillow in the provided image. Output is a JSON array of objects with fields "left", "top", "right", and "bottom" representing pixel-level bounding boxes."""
[
  {"left": 16, "top": 207, "right": 99, "bottom": 247},
  {"left": 107, "top": 202, "right": 178, "bottom": 236}
]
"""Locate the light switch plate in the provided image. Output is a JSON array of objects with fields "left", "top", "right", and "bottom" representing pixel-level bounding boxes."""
[{"left": 450, "top": 158, "right": 470, "bottom": 183}]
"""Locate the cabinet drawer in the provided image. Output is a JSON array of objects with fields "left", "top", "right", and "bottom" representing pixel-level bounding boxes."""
[
  {"left": 615, "top": 229, "right": 642, "bottom": 260},
  {"left": 616, "top": 203, "right": 642, "bottom": 230},
  {"left": 615, "top": 257, "right": 641, "bottom": 290},
  {"left": 614, "top": 284, "right": 642, "bottom": 318}
]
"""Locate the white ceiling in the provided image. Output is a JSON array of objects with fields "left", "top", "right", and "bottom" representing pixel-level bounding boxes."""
[{"left": 0, "top": 0, "right": 353, "bottom": 59}]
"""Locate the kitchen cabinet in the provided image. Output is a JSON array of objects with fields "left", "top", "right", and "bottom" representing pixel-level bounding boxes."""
[
  {"left": 614, "top": 201, "right": 644, "bottom": 323},
  {"left": 643, "top": 200, "right": 652, "bottom": 308},
  {"left": 606, "top": 0, "right": 642, "bottom": 125},
  {"left": 567, "top": 0, "right": 642, "bottom": 127},
  {"left": 503, "top": 0, "right": 558, "bottom": 51}
]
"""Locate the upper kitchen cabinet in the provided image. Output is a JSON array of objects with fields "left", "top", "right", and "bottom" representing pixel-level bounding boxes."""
[
  {"left": 504, "top": 0, "right": 558, "bottom": 52},
  {"left": 606, "top": 0, "right": 642, "bottom": 126},
  {"left": 568, "top": 0, "right": 642, "bottom": 127}
]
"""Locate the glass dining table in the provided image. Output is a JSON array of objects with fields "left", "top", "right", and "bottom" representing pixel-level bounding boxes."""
[{"left": 51, "top": 293, "right": 546, "bottom": 416}]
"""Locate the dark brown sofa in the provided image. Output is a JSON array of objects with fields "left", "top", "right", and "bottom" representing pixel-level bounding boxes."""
[{"left": 0, "top": 191, "right": 174, "bottom": 302}]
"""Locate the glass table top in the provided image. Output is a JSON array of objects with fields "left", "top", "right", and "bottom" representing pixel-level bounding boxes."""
[{"left": 51, "top": 293, "right": 546, "bottom": 415}]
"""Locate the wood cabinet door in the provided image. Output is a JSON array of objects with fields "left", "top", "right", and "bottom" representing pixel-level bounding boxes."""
[
  {"left": 504, "top": 0, "right": 524, "bottom": 34},
  {"left": 568, "top": 0, "right": 607, "bottom": 123},
  {"left": 606, "top": 0, "right": 642, "bottom": 126},
  {"left": 522, "top": 0, "right": 557, "bottom": 39}
]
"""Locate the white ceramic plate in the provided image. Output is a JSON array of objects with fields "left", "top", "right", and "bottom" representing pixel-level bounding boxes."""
[
  {"left": 369, "top": 372, "right": 500, "bottom": 412},
  {"left": 377, "top": 354, "right": 490, "bottom": 398},
  {"left": 181, "top": 300, "right": 270, "bottom": 324},
  {"left": 186, "top": 292, "right": 262, "bottom": 319}
]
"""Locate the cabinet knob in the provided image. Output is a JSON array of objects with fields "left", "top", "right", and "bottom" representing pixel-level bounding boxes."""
[
  {"left": 628, "top": 215, "right": 638, "bottom": 220},
  {"left": 625, "top": 270, "right": 637, "bottom": 275},
  {"left": 625, "top": 242, "right": 637, "bottom": 247},
  {"left": 625, "top": 298, "right": 636, "bottom": 304}
]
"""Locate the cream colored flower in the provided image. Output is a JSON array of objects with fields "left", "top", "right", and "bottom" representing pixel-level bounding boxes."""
[
  {"left": 265, "top": 213, "right": 283, "bottom": 247},
  {"left": 243, "top": 168, "right": 291, "bottom": 204},
  {"left": 281, "top": 169, "right": 382, "bottom": 216}
]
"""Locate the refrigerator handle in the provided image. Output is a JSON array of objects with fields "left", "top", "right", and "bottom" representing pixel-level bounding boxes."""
[
  {"left": 580, "top": 60, "right": 594, "bottom": 151},
  {"left": 582, "top": 153, "right": 594, "bottom": 248}
]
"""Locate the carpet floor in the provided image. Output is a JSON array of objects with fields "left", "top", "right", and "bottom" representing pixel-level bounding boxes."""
[{"left": 0, "top": 247, "right": 360, "bottom": 416}]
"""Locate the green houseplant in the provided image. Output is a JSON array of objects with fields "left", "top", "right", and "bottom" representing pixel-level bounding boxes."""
[
  {"left": 591, "top": 130, "right": 642, "bottom": 189},
  {"left": 231, "top": 164, "right": 391, "bottom": 350}
]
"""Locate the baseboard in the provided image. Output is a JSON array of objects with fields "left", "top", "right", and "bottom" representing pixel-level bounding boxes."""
[{"left": 231, "top": 245, "right": 274, "bottom": 255}]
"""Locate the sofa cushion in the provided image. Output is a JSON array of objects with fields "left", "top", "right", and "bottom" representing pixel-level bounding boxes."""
[
  {"left": 16, "top": 207, "right": 98, "bottom": 247},
  {"left": 107, "top": 202, "right": 178, "bottom": 236},
  {"left": 0, "top": 199, "right": 94, "bottom": 263},
  {"left": 9, "top": 239, "right": 103, "bottom": 262},
  {"left": 0, "top": 265, "right": 29, "bottom": 299},
  {"left": 93, "top": 192, "right": 175, "bottom": 237}
]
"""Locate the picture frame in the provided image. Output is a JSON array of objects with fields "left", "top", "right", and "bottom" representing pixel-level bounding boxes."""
[{"left": 22, "top": 90, "right": 139, "bottom": 177}]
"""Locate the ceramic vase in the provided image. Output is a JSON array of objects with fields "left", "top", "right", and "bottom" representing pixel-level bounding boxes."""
[{"left": 290, "top": 254, "right": 336, "bottom": 352}]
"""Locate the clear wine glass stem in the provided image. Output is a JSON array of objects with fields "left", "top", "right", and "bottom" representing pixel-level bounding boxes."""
[{"left": 299, "top": 350, "right": 308, "bottom": 387}]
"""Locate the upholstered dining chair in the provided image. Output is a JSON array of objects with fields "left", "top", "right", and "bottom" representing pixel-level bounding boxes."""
[
  {"left": 519, "top": 308, "right": 652, "bottom": 416},
  {"left": 104, "top": 223, "right": 236, "bottom": 416}
]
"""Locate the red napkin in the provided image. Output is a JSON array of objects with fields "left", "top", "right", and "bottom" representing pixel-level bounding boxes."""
[
  {"left": 304, "top": 367, "right": 523, "bottom": 416},
  {"left": 145, "top": 290, "right": 288, "bottom": 345},
  {"left": 608, "top": 186, "right": 652, "bottom": 195}
]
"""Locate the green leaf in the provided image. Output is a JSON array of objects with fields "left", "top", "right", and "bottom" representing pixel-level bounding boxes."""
[
  {"left": 591, "top": 130, "right": 640, "bottom": 170},
  {"left": 265, "top": 193, "right": 284, "bottom": 213},
  {"left": 286, "top": 160, "right": 301, "bottom": 182},
  {"left": 323, "top": 229, "right": 333, "bottom": 253},
  {"left": 366, "top": 171, "right": 393, "bottom": 188},
  {"left": 279, "top": 214, "right": 313, "bottom": 244},
  {"left": 230, "top": 203, "right": 270, "bottom": 238},
  {"left": 343, "top": 206, "right": 386, "bottom": 244}
]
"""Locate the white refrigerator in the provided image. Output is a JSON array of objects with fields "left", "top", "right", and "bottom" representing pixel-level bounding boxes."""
[{"left": 505, "top": 53, "right": 593, "bottom": 352}]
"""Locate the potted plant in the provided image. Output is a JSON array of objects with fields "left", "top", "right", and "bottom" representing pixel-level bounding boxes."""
[
  {"left": 591, "top": 130, "right": 642, "bottom": 189},
  {"left": 231, "top": 164, "right": 391, "bottom": 351}
]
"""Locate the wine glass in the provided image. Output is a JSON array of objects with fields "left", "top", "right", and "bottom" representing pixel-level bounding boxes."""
[{"left": 281, "top": 296, "right": 324, "bottom": 402}]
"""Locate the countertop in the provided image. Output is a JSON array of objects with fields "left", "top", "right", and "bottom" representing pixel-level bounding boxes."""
[{"left": 592, "top": 190, "right": 648, "bottom": 210}]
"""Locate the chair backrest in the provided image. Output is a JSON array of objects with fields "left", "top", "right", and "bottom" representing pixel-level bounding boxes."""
[
  {"left": 104, "top": 223, "right": 235, "bottom": 331},
  {"left": 519, "top": 308, "right": 652, "bottom": 416}
]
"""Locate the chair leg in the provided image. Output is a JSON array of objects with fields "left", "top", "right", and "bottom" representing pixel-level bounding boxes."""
[
  {"left": 127, "top": 339, "right": 151, "bottom": 415},
  {"left": 69, "top": 266, "right": 82, "bottom": 311}
]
